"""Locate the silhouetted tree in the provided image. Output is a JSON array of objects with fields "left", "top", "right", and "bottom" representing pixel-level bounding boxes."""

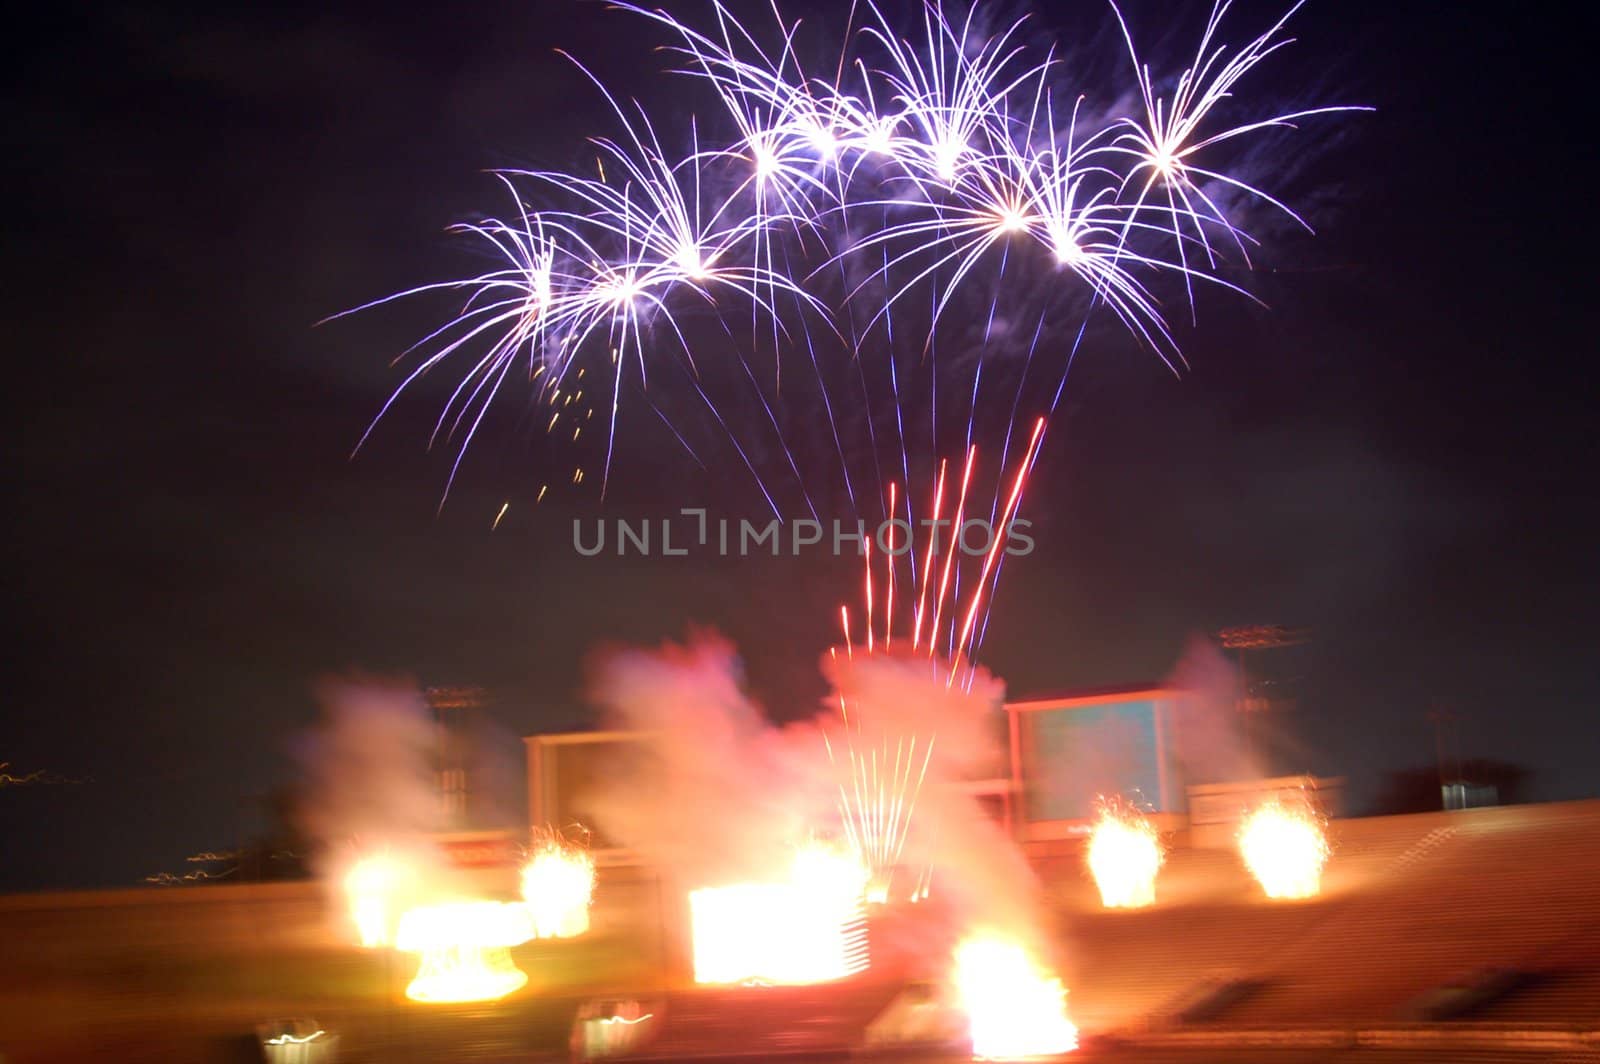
[{"left": 145, "top": 785, "right": 312, "bottom": 886}]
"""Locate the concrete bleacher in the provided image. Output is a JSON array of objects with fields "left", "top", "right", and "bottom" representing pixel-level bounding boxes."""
[
  {"left": 4, "top": 802, "right": 1596, "bottom": 1062},
  {"left": 1051, "top": 801, "right": 1600, "bottom": 1046}
]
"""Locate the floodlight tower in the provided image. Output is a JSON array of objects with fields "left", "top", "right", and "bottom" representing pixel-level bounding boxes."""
[
  {"left": 1217, "top": 625, "right": 1310, "bottom": 772},
  {"left": 426, "top": 685, "right": 485, "bottom": 827}
]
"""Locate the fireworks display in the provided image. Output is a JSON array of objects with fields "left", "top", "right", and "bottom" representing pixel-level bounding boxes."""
[
  {"left": 953, "top": 934, "right": 1078, "bottom": 1059},
  {"left": 394, "top": 900, "right": 537, "bottom": 1003},
  {"left": 1085, "top": 799, "right": 1163, "bottom": 910},
  {"left": 335, "top": 0, "right": 1358, "bottom": 1039},
  {"left": 521, "top": 830, "right": 597, "bottom": 939},
  {"left": 352, "top": 0, "right": 1361, "bottom": 513},
  {"left": 1238, "top": 796, "right": 1330, "bottom": 900}
]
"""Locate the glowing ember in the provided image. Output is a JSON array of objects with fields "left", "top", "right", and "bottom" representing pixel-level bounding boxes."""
[
  {"left": 689, "top": 842, "right": 869, "bottom": 985},
  {"left": 952, "top": 935, "right": 1077, "bottom": 1059},
  {"left": 1238, "top": 798, "right": 1329, "bottom": 900},
  {"left": 395, "top": 901, "right": 535, "bottom": 1003},
  {"left": 1085, "top": 802, "right": 1163, "bottom": 909},
  {"left": 574, "top": 1003, "right": 657, "bottom": 1059},
  {"left": 345, "top": 855, "right": 407, "bottom": 948},
  {"left": 521, "top": 836, "right": 596, "bottom": 939}
]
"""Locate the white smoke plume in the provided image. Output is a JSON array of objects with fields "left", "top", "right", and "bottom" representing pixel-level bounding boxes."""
[
  {"left": 580, "top": 632, "right": 836, "bottom": 886},
  {"left": 1166, "top": 635, "right": 1258, "bottom": 783},
  {"left": 580, "top": 632, "right": 1050, "bottom": 969},
  {"left": 295, "top": 677, "right": 452, "bottom": 906}
]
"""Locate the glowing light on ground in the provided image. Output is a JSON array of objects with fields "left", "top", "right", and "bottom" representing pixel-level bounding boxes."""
[
  {"left": 689, "top": 841, "right": 869, "bottom": 985},
  {"left": 258, "top": 1023, "right": 335, "bottom": 1064},
  {"left": 1086, "top": 802, "right": 1163, "bottom": 909},
  {"left": 345, "top": 855, "right": 407, "bottom": 948},
  {"left": 575, "top": 1004, "right": 657, "bottom": 1059},
  {"left": 395, "top": 901, "right": 536, "bottom": 1003},
  {"left": 1238, "top": 798, "right": 1329, "bottom": 900},
  {"left": 521, "top": 835, "right": 596, "bottom": 938},
  {"left": 953, "top": 935, "right": 1077, "bottom": 1059}
]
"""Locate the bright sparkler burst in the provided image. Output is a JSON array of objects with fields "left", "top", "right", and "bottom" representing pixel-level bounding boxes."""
[
  {"left": 1085, "top": 798, "right": 1164, "bottom": 909},
  {"left": 345, "top": 853, "right": 410, "bottom": 949},
  {"left": 953, "top": 934, "right": 1078, "bottom": 1059},
  {"left": 395, "top": 901, "right": 537, "bottom": 1003},
  {"left": 1238, "top": 796, "right": 1330, "bottom": 900},
  {"left": 348, "top": 0, "right": 1362, "bottom": 508},
  {"left": 521, "top": 828, "right": 597, "bottom": 939},
  {"left": 688, "top": 839, "right": 870, "bottom": 985}
]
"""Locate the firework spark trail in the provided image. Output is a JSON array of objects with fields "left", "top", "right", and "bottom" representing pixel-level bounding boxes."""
[
  {"left": 349, "top": 0, "right": 1358, "bottom": 511},
  {"left": 853, "top": 432, "right": 1043, "bottom": 674},
  {"left": 826, "top": 433, "right": 1043, "bottom": 897},
  {"left": 1102, "top": 0, "right": 1371, "bottom": 319},
  {"left": 948, "top": 416, "right": 1045, "bottom": 684},
  {"left": 825, "top": 681, "right": 938, "bottom": 901},
  {"left": 929, "top": 446, "right": 977, "bottom": 658}
]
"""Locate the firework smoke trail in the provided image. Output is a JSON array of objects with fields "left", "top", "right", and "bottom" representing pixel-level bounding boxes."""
[{"left": 346, "top": 0, "right": 1359, "bottom": 512}]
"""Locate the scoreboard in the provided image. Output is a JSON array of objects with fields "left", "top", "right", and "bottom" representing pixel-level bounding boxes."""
[
  {"left": 524, "top": 730, "right": 657, "bottom": 862},
  {"left": 1007, "top": 686, "right": 1179, "bottom": 839}
]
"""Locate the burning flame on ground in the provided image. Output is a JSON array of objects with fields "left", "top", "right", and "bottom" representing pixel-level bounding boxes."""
[
  {"left": 1238, "top": 798, "right": 1329, "bottom": 900},
  {"left": 689, "top": 841, "right": 870, "bottom": 985},
  {"left": 1085, "top": 802, "right": 1163, "bottom": 909},
  {"left": 521, "top": 834, "right": 596, "bottom": 938},
  {"left": 395, "top": 901, "right": 535, "bottom": 1003},
  {"left": 345, "top": 854, "right": 408, "bottom": 948},
  {"left": 953, "top": 935, "right": 1077, "bottom": 1059}
]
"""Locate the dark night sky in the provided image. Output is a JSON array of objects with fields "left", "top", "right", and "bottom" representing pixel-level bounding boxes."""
[{"left": 5, "top": 0, "right": 1597, "bottom": 891}]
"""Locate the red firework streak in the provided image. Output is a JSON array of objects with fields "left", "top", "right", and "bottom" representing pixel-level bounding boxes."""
[
  {"left": 828, "top": 417, "right": 1047, "bottom": 904},
  {"left": 841, "top": 416, "right": 1046, "bottom": 674}
]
